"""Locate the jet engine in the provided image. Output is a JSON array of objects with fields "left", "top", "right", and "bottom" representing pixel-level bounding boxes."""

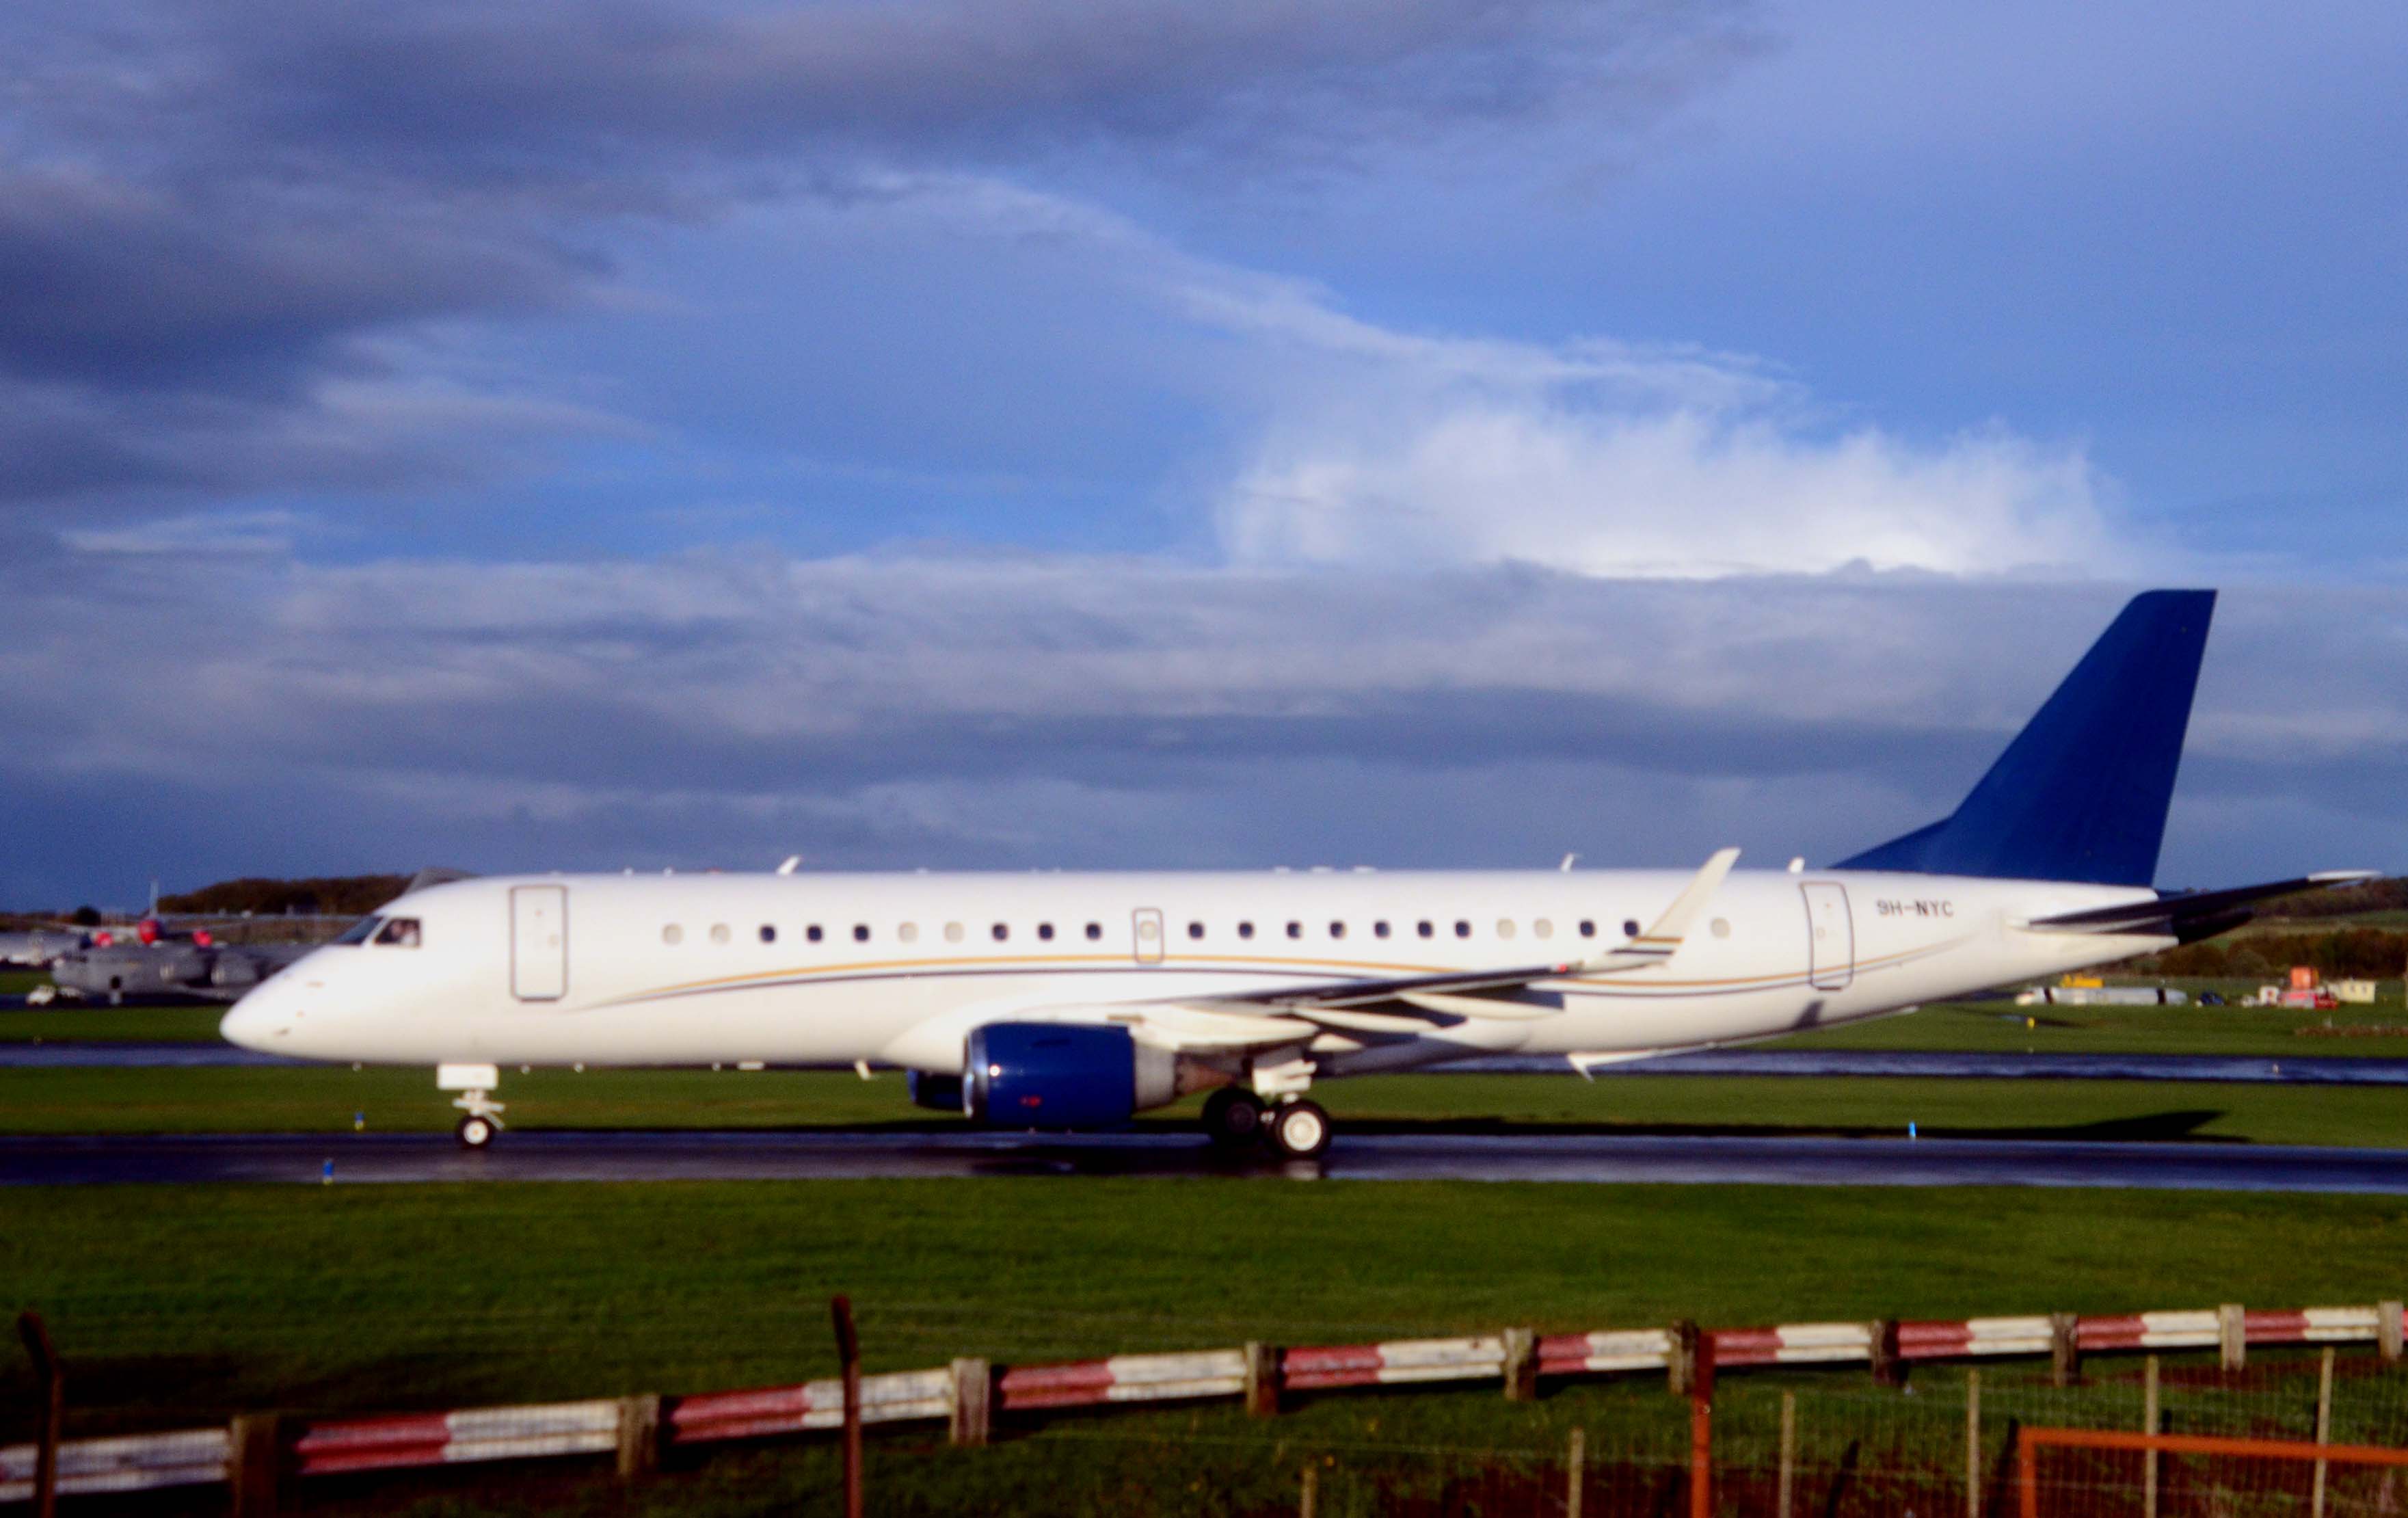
[{"left": 961, "top": 1022, "right": 1198, "bottom": 1130}]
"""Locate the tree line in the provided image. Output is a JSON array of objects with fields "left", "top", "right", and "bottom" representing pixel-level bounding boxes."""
[{"left": 157, "top": 875, "right": 414, "bottom": 918}]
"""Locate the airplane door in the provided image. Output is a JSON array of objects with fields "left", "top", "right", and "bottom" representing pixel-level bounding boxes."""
[
  {"left": 1802, "top": 882, "right": 1853, "bottom": 991},
  {"left": 1132, "top": 907, "right": 1165, "bottom": 967},
  {"left": 511, "top": 885, "right": 568, "bottom": 1001}
]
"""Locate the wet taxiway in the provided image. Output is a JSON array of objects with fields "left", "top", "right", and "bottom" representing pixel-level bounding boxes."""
[
  {"left": 10, "top": 1041, "right": 2408, "bottom": 1084},
  {"left": 7, "top": 1130, "right": 2406, "bottom": 1193}
]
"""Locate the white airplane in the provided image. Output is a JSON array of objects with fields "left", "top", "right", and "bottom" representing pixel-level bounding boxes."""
[{"left": 219, "top": 590, "right": 2372, "bottom": 1156}]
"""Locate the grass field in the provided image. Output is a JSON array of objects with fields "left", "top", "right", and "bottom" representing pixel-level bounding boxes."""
[
  {"left": 1766, "top": 990, "right": 2408, "bottom": 1054},
  {"left": 8, "top": 1178, "right": 2405, "bottom": 1444},
  {"left": 5, "top": 1063, "right": 2407, "bottom": 1146}
]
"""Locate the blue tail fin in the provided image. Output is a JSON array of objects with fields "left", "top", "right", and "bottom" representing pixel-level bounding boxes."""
[{"left": 1835, "top": 589, "right": 2216, "bottom": 887}]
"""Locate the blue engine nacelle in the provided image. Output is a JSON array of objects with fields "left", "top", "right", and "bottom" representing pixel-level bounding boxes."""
[{"left": 962, "top": 1022, "right": 1178, "bottom": 1131}]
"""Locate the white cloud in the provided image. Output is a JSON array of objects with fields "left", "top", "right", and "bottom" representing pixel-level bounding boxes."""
[{"left": 855, "top": 170, "right": 2139, "bottom": 581}]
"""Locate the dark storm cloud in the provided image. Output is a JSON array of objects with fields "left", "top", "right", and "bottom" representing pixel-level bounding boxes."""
[
  {"left": 226, "top": 0, "right": 1761, "bottom": 170},
  {"left": 5, "top": 552, "right": 2400, "bottom": 905},
  {"left": 0, "top": 0, "right": 1763, "bottom": 508}
]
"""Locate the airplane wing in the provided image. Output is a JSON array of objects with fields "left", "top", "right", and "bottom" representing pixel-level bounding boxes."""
[
  {"left": 1116, "top": 848, "right": 1741, "bottom": 1050},
  {"left": 2021, "top": 870, "right": 2379, "bottom": 944}
]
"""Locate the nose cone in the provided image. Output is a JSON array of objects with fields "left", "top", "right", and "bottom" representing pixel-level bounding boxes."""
[{"left": 219, "top": 985, "right": 288, "bottom": 1051}]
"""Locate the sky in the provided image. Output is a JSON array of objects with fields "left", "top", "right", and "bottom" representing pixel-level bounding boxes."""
[{"left": 4, "top": 0, "right": 2405, "bottom": 907}]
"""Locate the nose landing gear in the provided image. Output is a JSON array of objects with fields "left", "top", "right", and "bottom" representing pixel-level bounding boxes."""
[{"left": 438, "top": 1063, "right": 506, "bottom": 1149}]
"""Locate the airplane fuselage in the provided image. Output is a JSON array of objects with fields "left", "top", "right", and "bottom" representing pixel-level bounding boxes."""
[{"left": 222, "top": 867, "right": 2169, "bottom": 1074}]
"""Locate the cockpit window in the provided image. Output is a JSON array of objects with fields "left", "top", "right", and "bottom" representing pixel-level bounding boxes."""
[
  {"left": 333, "top": 916, "right": 383, "bottom": 946},
  {"left": 373, "top": 918, "right": 423, "bottom": 948}
]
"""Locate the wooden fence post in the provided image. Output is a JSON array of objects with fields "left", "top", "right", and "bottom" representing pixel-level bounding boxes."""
[
  {"left": 1566, "top": 1426, "right": 1586, "bottom": 1518},
  {"left": 228, "top": 1412, "right": 282, "bottom": 1518},
  {"left": 2143, "top": 1356, "right": 2159, "bottom": 1518},
  {"left": 1244, "top": 1341, "right": 1282, "bottom": 1418},
  {"left": 949, "top": 1358, "right": 991, "bottom": 1448},
  {"left": 1870, "top": 1318, "right": 1903, "bottom": 1388},
  {"left": 2049, "top": 1312, "right": 2080, "bottom": 1387},
  {"left": 1668, "top": 1320, "right": 1700, "bottom": 1398},
  {"left": 1777, "top": 1389, "right": 1796, "bottom": 1518},
  {"left": 831, "top": 1295, "right": 862, "bottom": 1518},
  {"left": 2380, "top": 1301, "right": 2403, "bottom": 1363},
  {"left": 14, "top": 1312, "right": 62, "bottom": 1518},
  {"left": 2218, "top": 1303, "right": 2247, "bottom": 1374},
  {"left": 1298, "top": 1461, "right": 1317, "bottom": 1518},
  {"left": 1501, "top": 1327, "right": 1538, "bottom": 1402},
  {"left": 1966, "top": 1369, "right": 1981, "bottom": 1518},
  {"left": 1688, "top": 1333, "right": 1716, "bottom": 1518},
  {"left": 615, "top": 1394, "right": 660, "bottom": 1480}
]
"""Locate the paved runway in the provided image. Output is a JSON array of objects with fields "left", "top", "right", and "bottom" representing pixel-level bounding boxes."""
[
  {"left": 13, "top": 1041, "right": 2408, "bottom": 1082},
  {"left": 8, "top": 1129, "right": 2408, "bottom": 1192}
]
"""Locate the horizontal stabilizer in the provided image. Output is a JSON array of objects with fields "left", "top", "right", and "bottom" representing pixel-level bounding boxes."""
[{"left": 2022, "top": 870, "right": 2379, "bottom": 944}]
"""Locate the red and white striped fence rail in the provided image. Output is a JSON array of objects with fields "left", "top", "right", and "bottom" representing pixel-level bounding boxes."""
[
  {"left": 996, "top": 1348, "right": 1247, "bottom": 1411},
  {"left": 667, "top": 1370, "right": 952, "bottom": 1445},
  {"left": 1281, "top": 1335, "right": 1506, "bottom": 1392},
  {"left": 6, "top": 1299, "right": 2402, "bottom": 1504},
  {"left": 1538, "top": 1328, "right": 1674, "bottom": 1378},
  {"left": 1, "top": 1427, "right": 228, "bottom": 1504},
  {"left": 291, "top": 1400, "right": 624, "bottom": 1476},
  {"left": 1898, "top": 1316, "right": 2056, "bottom": 1361}
]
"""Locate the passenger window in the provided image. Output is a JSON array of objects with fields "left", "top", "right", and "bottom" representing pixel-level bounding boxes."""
[
  {"left": 1579, "top": 920, "right": 1596, "bottom": 938},
  {"left": 710, "top": 923, "right": 731, "bottom": 946},
  {"left": 899, "top": 923, "right": 919, "bottom": 944},
  {"left": 1038, "top": 923, "right": 1054, "bottom": 942},
  {"left": 1622, "top": 918, "right": 1640, "bottom": 938},
  {"left": 759, "top": 924, "right": 777, "bottom": 944},
  {"left": 373, "top": 918, "right": 421, "bottom": 948},
  {"left": 1188, "top": 922, "right": 1205, "bottom": 940},
  {"left": 1329, "top": 921, "right": 1346, "bottom": 940},
  {"left": 853, "top": 924, "right": 870, "bottom": 943},
  {"left": 335, "top": 916, "right": 383, "bottom": 946},
  {"left": 1417, "top": 920, "right": 1434, "bottom": 938},
  {"left": 993, "top": 923, "right": 1009, "bottom": 942},
  {"left": 1534, "top": 919, "right": 1553, "bottom": 940},
  {"left": 1455, "top": 920, "right": 1471, "bottom": 938},
  {"left": 1084, "top": 922, "right": 1102, "bottom": 941},
  {"left": 663, "top": 924, "right": 684, "bottom": 946},
  {"left": 1374, "top": 921, "right": 1391, "bottom": 938},
  {"left": 1711, "top": 918, "right": 1732, "bottom": 939},
  {"left": 1238, "top": 922, "right": 1255, "bottom": 940},
  {"left": 1286, "top": 921, "right": 1302, "bottom": 940},
  {"left": 946, "top": 922, "right": 965, "bottom": 944},
  {"left": 1497, "top": 919, "right": 1516, "bottom": 940},
  {"left": 807, "top": 924, "right": 824, "bottom": 943}
]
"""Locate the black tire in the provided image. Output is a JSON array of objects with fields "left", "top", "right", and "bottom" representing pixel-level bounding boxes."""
[
  {"left": 1268, "top": 1098, "right": 1333, "bottom": 1160},
  {"left": 455, "top": 1114, "right": 497, "bottom": 1149},
  {"left": 1201, "top": 1087, "right": 1268, "bottom": 1149}
]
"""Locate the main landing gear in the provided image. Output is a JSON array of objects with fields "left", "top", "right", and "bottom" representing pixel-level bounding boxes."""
[{"left": 1199, "top": 1088, "right": 1333, "bottom": 1160}]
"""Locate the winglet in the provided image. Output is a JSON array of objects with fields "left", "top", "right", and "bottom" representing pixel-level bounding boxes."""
[{"left": 1583, "top": 847, "right": 1739, "bottom": 970}]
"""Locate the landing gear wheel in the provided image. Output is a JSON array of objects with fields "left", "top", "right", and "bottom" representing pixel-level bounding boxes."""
[
  {"left": 1268, "top": 1098, "right": 1332, "bottom": 1160},
  {"left": 455, "top": 1114, "right": 498, "bottom": 1149},
  {"left": 1201, "top": 1088, "right": 1269, "bottom": 1149}
]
